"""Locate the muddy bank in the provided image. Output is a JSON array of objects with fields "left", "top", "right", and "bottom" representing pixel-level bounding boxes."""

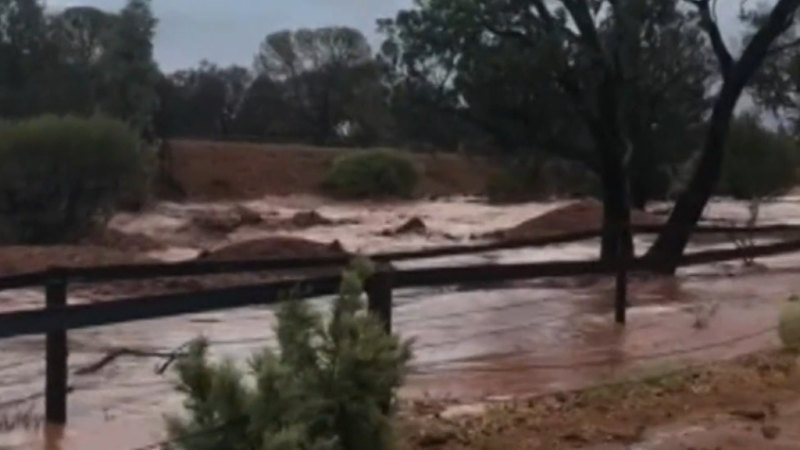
[
  {"left": 166, "top": 140, "right": 495, "bottom": 201},
  {"left": 487, "top": 199, "right": 663, "bottom": 240},
  {"left": 402, "top": 350, "right": 800, "bottom": 450}
]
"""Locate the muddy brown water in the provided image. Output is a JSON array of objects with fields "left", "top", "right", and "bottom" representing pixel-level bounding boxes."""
[{"left": 2, "top": 197, "right": 800, "bottom": 449}]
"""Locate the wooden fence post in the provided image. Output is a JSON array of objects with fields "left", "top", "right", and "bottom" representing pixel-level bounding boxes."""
[
  {"left": 366, "top": 266, "right": 393, "bottom": 413},
  {"left": 615, "top": 260, "right": 627, "bottom": 324},
  {"left": 45, "top": 275, "right": 68, "bottom": 425},
  {"left": 366, "top": 267, "right": 393, "bottom": 335},
  {"left": 615, "top": 229, "right": 629, "bottom": 325}
]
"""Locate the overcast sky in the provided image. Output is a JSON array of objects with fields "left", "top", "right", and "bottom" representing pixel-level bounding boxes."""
[{"left": 48, "top": 0, "right": 747, "bottom": 72}]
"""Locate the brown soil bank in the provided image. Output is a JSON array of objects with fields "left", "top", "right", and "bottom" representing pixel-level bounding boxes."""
[
  {"left": 200, "top": 236, "right": 347, "bottom": 261},
  {"left": 75, "top": 237, "right": 348, "bottom": 301},
  {"left": 491, "top": 200, "right": 664, "bottom": 240},
  {"left": 401, "top": 350, "right": 800, "bottom": 450},
  {"left": 165, "top": 140, "right": 494, "bottom": 201},
  {"left": 0, "top": 246, "right": 154, "bottom": 276}
]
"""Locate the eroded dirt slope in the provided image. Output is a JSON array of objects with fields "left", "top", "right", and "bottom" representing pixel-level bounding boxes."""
[{"left": 165, "top": 140, "right": 495, "bottom": 200}]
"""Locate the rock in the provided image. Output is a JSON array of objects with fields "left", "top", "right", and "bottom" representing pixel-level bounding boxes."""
[
  {"left": 290, "top": 210, "right": 334, "bottom": 228},
  {"left": 234, "top": 205, "right": 264, "bottom": 225},
  {"left": 417, "top": 426, "right": 457, "bottom": 447},
  {"left": 761, "top": 424, "right": 781, "bottom": 440},
  {"left": 439, "top": 403, "right": 487, "bottom": 420},
  {"left": 730, "top": 409, "right": 766, "bottom": 421},
  {"left": 192, "top": 205, "right": 264, "bottom": 233},
  {"left": 485, "top": 395, "right": 514, "bottom": 403},
  {"left": 191, "top": 210, "right": 244, "bottom": 233},
  {"left": 382, "top": 217, "right": 428, "bottom": 236}
]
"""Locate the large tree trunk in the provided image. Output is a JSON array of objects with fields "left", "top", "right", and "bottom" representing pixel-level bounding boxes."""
[
  {"left": 599, "top": 146, "right": 633, "bottom": 264},
  {"left": 645, "top": 0, "right": 800, "bottom": 273},
  {"left": 643, "top": 84, "right": 739, "bottom": 272}
]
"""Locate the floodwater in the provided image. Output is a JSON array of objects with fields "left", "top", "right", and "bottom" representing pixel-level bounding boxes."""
[{"left": 1, "top": 196, "right": 799, "bottom": 449}]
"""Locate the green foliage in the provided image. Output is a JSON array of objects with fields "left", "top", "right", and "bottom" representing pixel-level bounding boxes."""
[
  {"left": 323, "top": 150, "right": 419, "bottom": 199},
  {"left": 0, "top": 115, "right": 146, "bottom": 243},
  {"left": 718, "top": 115, "right": 798, "bottom": 200},
  {"left": 165, "top": 264, "right": 412, "bottom": 450},
  {"left": 96, "top": 0, "right": 160, "bottom": 138},
  {"left": 486, "top": 157, "right": 600, "bottom": 204},
  {"left": 379, "top": 0, "right": 710, "bottom": 207},
  {"left": 779, "top": 296, "right": 800, "bottom": 351},
  {"left": 254, "top": 27, "right": 382, "bottom": 144}
]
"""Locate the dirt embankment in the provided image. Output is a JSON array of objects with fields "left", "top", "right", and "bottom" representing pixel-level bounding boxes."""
[
  {"left": 489, "top": 200, "right": 664, "bottom": 241},
  {"left": 401, "top": 350, "right": 800, "bottom": 450},
  {"left": 164, "top": 140, "right": 495, "bottom": 201},
  {"left": 69, "top": 236, "right": 348, "bottom": 300}
]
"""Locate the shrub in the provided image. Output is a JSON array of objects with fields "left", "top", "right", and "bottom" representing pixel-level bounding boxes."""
[
  {"left": 486, "top": 156, "right": 600, "bottom": 204},
  {"left": 323, "top": 150, "right": 419, "bottom": 198},
  {"left": 718, "top": 115, "right": 798, "bottom": 201},
  {"left": 779, "top": 296, "right": 800, "bottom": 351},
  {"left": 165, "top": 261, "right": 412, "bottom": 450},
  {"left": 0, "top": 115, "right": 146, "bottom": 243}
]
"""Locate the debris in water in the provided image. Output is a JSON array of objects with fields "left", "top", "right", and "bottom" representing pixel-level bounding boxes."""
[{"left": 382, "top": 217, "right": 428, "bottom": 236}]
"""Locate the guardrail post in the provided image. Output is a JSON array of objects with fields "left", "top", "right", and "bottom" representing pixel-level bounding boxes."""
[
  {"left": 366, "top": 267, "right": 393, "bottom": 335},
  {"left": 45, "top": 274, "right": 68, "bottom": 425}
]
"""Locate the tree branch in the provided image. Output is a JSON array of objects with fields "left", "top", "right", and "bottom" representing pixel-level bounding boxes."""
[
  {"left": 561, "top": 0, "right": 605, "bottom": 54},
  {"left": 767, "top": 35, "right": 800, "bottom": 55},
  {"left": 481, "top": 19, "right": 538, "bottom": 47},
  {"left": 736, "top": 0, "right": 800, "bottom": 84},
  {"left": 687, "top": 0, "right": 734, "bottom": 75}
]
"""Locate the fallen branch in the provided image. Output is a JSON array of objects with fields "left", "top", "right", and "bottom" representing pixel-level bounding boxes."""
[{"left": 74, "top": 347, "right": 187, "bottom": 376}]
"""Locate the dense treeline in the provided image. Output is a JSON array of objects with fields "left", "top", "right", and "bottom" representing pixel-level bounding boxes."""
[{"left": 4, "top": 0, "right": 800, "bottom": 272}]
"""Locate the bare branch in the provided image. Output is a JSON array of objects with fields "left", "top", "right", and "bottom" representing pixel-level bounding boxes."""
[
  {"left": 736, "top": 0, "right": 800, "bottom": 83},
  {"left": 530, "top": 0, "right": 557, "bottom": 28},
  {"left": 561, "top": 0, "right": 605, "bottom": 55},
  {"left": 687, "top": 0, "right": 734, "bottom": 74},
  {"left": 481, "top": 19, "right": 538, "bottom": 46},
  {"left": 767, "top": 35, "right": 800, "bottom": 55}
]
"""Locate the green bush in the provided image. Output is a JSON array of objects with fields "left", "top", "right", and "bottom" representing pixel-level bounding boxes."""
[
  {"left": 486, "top": 156, "right": 600, "bottom": 204},
  {"left": 165, "top": 261, "right": 412, "bottom": 450},
  {"left": 0, "top": 115, "right": 146, "bottom": 243},
  {"left": 323, "top": 150, "right": 419, "bottom": 198},
  {"left": 718, "top": 115, "right": 799, "bottom": 200},
  {"left": 779, "top": 296, "right": 800, "bottom": 351}
]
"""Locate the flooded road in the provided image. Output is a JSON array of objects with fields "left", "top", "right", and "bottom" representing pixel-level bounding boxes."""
[{"left": 0, "top": 196, "right": 798, "bottom": 449}]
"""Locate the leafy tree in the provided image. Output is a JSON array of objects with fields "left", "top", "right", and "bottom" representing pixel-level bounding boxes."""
[
  {"left": 719, "top": 114, "right": 798, "bottom": 202},
  {"left": 165, "top": 262, "right": 412, "bottom": 450},
  {"left": 0, "top": 0, "right": 51, "bottom": 117},
  {"left": 645, "top": 0, "right": 800, "bottom": 273},
  {"left": 379, "top": 0, "right": 711, "bottom": 261},
  {"left": 254, "top": 27, "right": 381, "bottom": 144},
  {"left": 160, "top": 62, "right": 252, "bottom": 137},
  {"left": 231, "top": 74, "right": 295, "bottom": 138},
  {"left": 95, "top": 0, "right": 160, "bottom": 140},
  {"left": 49, "top": 6, "right": 116, "bottom": 66},
  {"left": 42, "top": 6, "right": 117, "bottom": 115}
]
